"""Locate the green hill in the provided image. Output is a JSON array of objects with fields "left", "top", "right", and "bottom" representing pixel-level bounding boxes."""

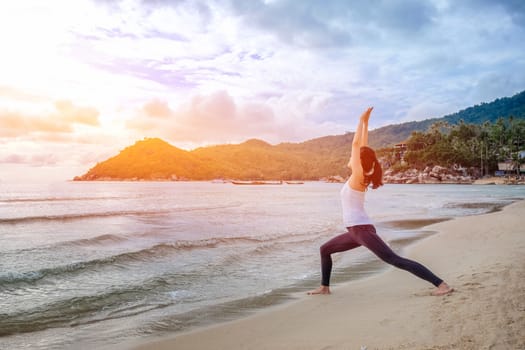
[
  {"left": 369, "top": 90, "right": 525, "bottom": 147},
  {"left": 75, "top": 138, "right": 218, "bottom": 181},
  {"left": 75, "top": 90, "right": 525, "bottom": 181}
]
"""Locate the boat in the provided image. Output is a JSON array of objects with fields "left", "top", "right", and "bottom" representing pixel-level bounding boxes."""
[
  {"left": 211, "top": 179, "right": 230, "bottom": 183},
  {"left": 231, "top": 180, "right": 283, "bottom": 185}
]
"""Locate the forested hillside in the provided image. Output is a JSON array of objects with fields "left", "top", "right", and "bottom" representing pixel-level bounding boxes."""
[
  {"left": 369, "top": 90, "right": 525, "bottom": 147},
  {"left": 75, "top": 91, "right": 525, "bottom": 181}
]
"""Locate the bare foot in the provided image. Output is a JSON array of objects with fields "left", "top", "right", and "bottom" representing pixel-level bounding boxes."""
[
  {"left": 307, "top": 285, "right": 331, "bottom": 295},
  {"left": 432, "top": 282, "right": 454, "bottom": 296}
]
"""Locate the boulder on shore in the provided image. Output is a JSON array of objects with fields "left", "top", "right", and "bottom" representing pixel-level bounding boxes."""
[{"left": 384, "top": 166, "right": 474, "bottom": 184}]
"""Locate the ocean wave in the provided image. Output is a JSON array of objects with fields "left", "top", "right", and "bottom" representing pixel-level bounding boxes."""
[
  {"left": 0, "top": 203, "right": 244, "bottom": 224},
  {"left": 250, "top": 235, "right": 322, "bottom": 255},
  {"left": 0, "top": 196, "right": 123, "bottom": 203},
  {"left": 0, "top": 236, "right": 274, "bottom": 288},
  {"left": 60, "top": 233, "right": 130, "bottom": 247},
  {"left": 0, "top": 210, "right": 171, "bottom": 224},
  {"left": 0, "top": 230, "right": 325, "bottom": 290},
  {"left": 0, "top": 248, "right": 183, "bottom": 287},
  {"left": 0, "top": 234, "right": 130, "bottom": 265},
  {"left": 141, "top": 285, "right": 302, "bottom": 336},
  {"left": 0, "top": 278, "right": 175, "bottom": 337}
]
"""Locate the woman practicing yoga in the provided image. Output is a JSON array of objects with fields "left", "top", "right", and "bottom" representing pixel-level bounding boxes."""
[{"left": 308, "top": 107, "right": 453, "bottom": 296}]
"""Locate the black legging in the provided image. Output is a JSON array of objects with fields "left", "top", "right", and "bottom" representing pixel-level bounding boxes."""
[{"left": 320, "top": 224, "right": 443, "bottom": 287}]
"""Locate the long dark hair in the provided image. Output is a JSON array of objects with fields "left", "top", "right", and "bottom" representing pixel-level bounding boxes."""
[{"left": 360, "top": 146, "right": 383, "bottom": 189}]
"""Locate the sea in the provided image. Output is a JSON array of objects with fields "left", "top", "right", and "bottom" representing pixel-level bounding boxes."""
[{"left": 1, "top": 181, "right": 524, "bottom": 350}]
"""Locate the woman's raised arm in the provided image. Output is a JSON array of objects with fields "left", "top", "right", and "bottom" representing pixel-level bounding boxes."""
[
  {"left": 353, "top": 107, "right": 373, "bottom": 148},
  {"left": 350, "top": 107, "right": 373, "bottom": 164}
]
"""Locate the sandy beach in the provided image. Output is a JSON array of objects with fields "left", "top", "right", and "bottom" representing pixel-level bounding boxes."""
[
  {"left": 129, "top": 200, "right": 525, "bottom": 350},
  {"left": 473, "top": 176, "right": 525, "bottom": 185}
]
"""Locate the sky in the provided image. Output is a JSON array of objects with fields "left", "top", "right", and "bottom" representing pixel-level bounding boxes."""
[{"left": 1, "top": 0, "right": 524, "bottom": 183}]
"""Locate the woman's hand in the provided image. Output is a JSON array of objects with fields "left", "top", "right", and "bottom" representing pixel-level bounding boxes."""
[{"left": 360, "top": 107, "right": 373, "bottom": 123}]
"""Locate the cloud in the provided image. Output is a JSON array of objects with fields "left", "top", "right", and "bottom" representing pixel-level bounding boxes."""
[
  {"left": 403, "top": 101, "right": 456, "bottom": 123},
  {"left": 2, "top": 0, "right": 524, "bottom": 150},
  {"left": 127, "top": 90, "right": 268, "bottom": 143},
  {"left": 54, "top": 100, "right": 100, "bottom": 126},
  {"left": 126, "top": 90, "right": 344, "bottom": 145},
  {"left": 92, "top": 59, "right": 200, "bottom": 90},
  {"left": 226, "top": 0, "right": 438, "bottom": 49},
  {"left": 0, "top": 100, "right": 100, "bottom": 138},
  {"left": 64, "top": 0, "right": 524, "bottom": 131},
  {"left": 142, "top": 99, "right": 173, "bottom": 118},
  {"left": 0, "top": 152, "right": 58, "bottom": 166},
  {"left": 460, "top": 0, "right": 525, "bottom": 28},
  {"left": 0, "top": 85, "right": 47, "bottom": 102},
  {"left": 0, "top": 154, "right": 26, "bottom": 164},
  {"left": 30, "top": 153, "right": 60, "bottom": 166},
  {"left": 469, "top": 71, "right": 525, "bottom": 103},
  {"left": 228, "top": 0, "right": 352, "bottom": 48},
  {"left": 0, "top": 111, "right": 73, "bottom": 136}
]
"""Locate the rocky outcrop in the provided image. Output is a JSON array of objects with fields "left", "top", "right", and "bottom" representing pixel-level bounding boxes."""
[{"left": 384, "top": 165, "right": 474, "bottom": 184}]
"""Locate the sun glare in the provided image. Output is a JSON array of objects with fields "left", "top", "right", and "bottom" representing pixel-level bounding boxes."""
[{"left": 0, "top": 1, "right": 98, "bottom": 98}]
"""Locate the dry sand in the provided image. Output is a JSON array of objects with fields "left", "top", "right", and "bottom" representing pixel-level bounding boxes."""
[{"left": 130, "top": 200, "right": 525, "bottom": 350}]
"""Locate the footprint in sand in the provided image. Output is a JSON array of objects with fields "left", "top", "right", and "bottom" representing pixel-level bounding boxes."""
[
  {"left": 462, "top": 282, "right": 482, "bottom": 289},
  {"left": 379, "top": 318, "right": 392, "bottom": 326}
]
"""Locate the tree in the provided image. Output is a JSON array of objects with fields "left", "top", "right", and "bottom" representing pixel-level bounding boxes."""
[{"left": 396, "top": 117, "right": 525, "bottom": 175}]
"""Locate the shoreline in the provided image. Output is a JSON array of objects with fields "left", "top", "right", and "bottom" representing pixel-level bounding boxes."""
[
  {"left": 127, "top": 199, "right": 525, "bottom": 350},
  {"left": 69, "top": 177, "right": 525, "bottom": 185}
]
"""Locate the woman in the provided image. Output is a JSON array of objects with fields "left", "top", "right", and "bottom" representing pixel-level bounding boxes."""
[{"left": 308, "top": 107, "right": 453, "bottom": 296}]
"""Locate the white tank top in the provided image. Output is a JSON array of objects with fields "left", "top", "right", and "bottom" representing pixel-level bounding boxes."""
[{"left": 340, "top": 181, "right": 372, "bottom": 227}]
